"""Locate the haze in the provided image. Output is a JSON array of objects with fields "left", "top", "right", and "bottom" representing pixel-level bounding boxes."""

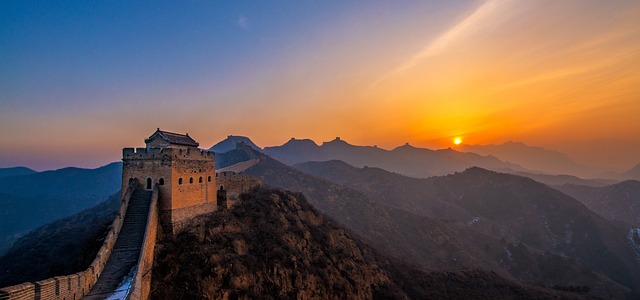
[{"left": 1, "top": 0, "right": 639, "bottom": 171}]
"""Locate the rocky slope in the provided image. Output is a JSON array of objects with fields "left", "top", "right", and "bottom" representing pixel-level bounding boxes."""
[
  {"left": 294, "top": 160, "right": 640, "bottom": 296},
  {"left": 213, "top": 149, "right": 635, "bottom": 298},
  {"left": 555, "top": 180, "right": 640, "bottom": 226},
  {"left": 152, "top": 187, "right": 584, "bottom": 299}
]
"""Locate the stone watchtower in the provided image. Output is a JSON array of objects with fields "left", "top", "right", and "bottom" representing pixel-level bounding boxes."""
[{"left": 122, "top": 129, "right": 216, "bottom": 233}]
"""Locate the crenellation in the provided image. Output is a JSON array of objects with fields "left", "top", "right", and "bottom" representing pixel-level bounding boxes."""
[
  {"left": 122, "top": 130, "right": 217, "bottom": 234},
  {"left": 34, "top": 278, "right": 56, "bottom": 300}
]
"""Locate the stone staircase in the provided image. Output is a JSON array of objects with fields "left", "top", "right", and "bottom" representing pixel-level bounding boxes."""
[{"left": 84, "top": 189, "right": 152, "bottom": 299}]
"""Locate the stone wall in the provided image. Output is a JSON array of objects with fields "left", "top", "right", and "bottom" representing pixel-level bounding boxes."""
[
  {"left": 127, "top": 185, "right": 159, "bottom": 300},
  {"left": 122, "top": 147, "right": 216, "bottom": 232},
  {"left": 216, "top": 172, "right": 262, "bottom": 208},
  {"left": 0, "top": 181, "right": 136, "bottom": 300}
]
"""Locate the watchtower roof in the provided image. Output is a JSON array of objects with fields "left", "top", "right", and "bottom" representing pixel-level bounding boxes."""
[{"left": 145, "top": 128, "right": 199, "bottom": 147}]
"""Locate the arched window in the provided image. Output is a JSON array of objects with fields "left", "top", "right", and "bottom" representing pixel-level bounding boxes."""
[
  {"left": 159, "top": 178, "right": 165, "bottom": 185},
  {"left": 189, "top": 177, "right": 194, "bottom": 184},
  {"left": 207, "top": 176, "right": 211, "bottom": 182},
  {"left": 178, "top": 178, "right": 183, "bottom": 185},
  {"left": 146, "top": 178, "right": 152, "bottom": 190},
  {"left": 199, "top": 176, "right": 203, "bottom": 183},
  {"left": 219, "top": 185, "right": 224, "bottom": 191}
]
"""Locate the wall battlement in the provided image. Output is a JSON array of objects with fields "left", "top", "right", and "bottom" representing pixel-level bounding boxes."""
[
  {"left": 123, "top": 147, "right": 214, "bottom": 161},
  {"left": 0, "top": 180, "right": 138, "bottom": 300}
]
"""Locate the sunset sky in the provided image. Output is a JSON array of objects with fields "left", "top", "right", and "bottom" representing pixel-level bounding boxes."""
[{"left": 1, "top": 0, "right": 639, "bottom": 171}]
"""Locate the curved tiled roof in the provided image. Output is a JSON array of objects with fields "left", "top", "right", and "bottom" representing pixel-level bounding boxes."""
[{"left": 145, "top": 128, "right": 199, "bottom": 147}]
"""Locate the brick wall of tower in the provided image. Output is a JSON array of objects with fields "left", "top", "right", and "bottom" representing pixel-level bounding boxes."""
[{"left": 122, "top": 147, "right": 216, "bottom": 232}]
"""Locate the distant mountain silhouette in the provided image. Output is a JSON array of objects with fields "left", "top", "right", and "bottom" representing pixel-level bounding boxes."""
[
  {"left": 293, "top": 160, "right": 639, "bottom": 297},
  {"left": 621, "top": 163, "right": 640, "bottom": 180},
  {"left": 152, "top": 187, "right": 583, "bottom": 299},
  {"left": 262, "top": 137, "right": 527, "bottom": 178},
  {"left": 218, "top": 149, "right": 634, "bottom": 298},
  {"left": 0, "top": 193, "right": 119, "bottom": 287},
  {"left": 513, "top": 171, "right": 617, "bottom": 187},
  {"left": 0, "top": 167, "right": 36, "bottom": 178},
  {"left": 0, "top": 162, "right": 121, "bottom": 252},
  {"left": 208, "top": 135, "right": 262, "bottom": 153},
  {"left": 556, "top": 180, "right": 640, "bottom": 227},
  {"left": 460, "top": 141, "right": 590, "bottom": 177}
]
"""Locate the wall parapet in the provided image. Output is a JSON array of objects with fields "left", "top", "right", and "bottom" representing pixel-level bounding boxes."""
[
  {"left": 123, "top": 147, "right": 214, "bottom": 161},
  {"left": 126, "top": 184, "right": 159, "bottom": 300},
  {"left": 0, "top": 179, "right": 137, "bottom": 300}
]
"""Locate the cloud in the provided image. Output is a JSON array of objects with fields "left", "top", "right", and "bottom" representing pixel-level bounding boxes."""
[
  {"left": 238, "top": 16, "right": 249, "bottom": 29},
  {"left": 369, "top": 0, "right": 509, "bottom": 88}
]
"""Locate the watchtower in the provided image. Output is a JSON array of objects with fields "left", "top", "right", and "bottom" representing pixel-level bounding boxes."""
[{"left": 122, "top": 128, "right": 216, "bottom": 233}]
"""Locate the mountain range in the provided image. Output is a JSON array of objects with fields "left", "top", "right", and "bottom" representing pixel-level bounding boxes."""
[
  {"left": 261, "top": 137, "right": 527, "bottom": 178},
  {"left": 459, "top": 142, "right": 591, "bottom": 177},
  {"left": 0, "top": 167, "right": 37, "bottom": 178},
  {"left": 2, "top": 135, "right": 639, "bottom": 298},
  {"left": 555, "top": 180, "right": 640, "bottom": 227},
  {"left": 152, "top": 186, "right": 585, "bottom": 299},
  {"left": 214, "top": 147, "right": 637, "bottom": 298},
  {"left": 0, "top": 162, "right": 121, "bottom": 254},
  {"left": 213, "top": 136, "right": 627, "bottom": 182}
]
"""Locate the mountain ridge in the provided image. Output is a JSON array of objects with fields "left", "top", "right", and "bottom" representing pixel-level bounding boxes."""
[
  {"left": 209, "top": 135, "right": 262, "bottom": 153},
  {"left": 152, "top": 187, "right": 587, "bottom": 299},
  {"left": 0, "top": 162, "right": 121, "bottom": 252},
  {"left": 0, "top": 167, "right": 37, "bottom": 178},
  {"left": 291, "top": 159, "right": 639, "bottom": 297},
  {"left": 459, "top": 141, "right": 592, "bottom": 177},
  {"left": 261, "top": 137, "right": 527, "bottom": 178}
]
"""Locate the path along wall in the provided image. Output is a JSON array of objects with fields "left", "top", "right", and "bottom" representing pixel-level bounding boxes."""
[
  {"left": 0, "top": 180, "right": 137, "bottom": 300},
  {"left": 126, "top": 185, "right": 158, "bottom": 300}
]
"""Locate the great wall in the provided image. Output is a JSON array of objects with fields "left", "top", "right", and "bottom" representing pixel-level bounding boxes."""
[{"left": 0, "top": 129, "right": 260, "bottom": 300}]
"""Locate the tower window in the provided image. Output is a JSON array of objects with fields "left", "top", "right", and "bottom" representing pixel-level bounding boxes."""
[
  {"left": 146, "top": 178, "right": 152, "bottom": 190},
  {"left": 179, "top": 178, "right": 183, "bottom": 185},
  {"left": 199, "top": 176, "right": 203, "bottom": 183},
  {"left": 189, "top": 177, "right": 194, "bottom": 184},
  {"left": 159, "top": 178, "right": 165, "bottom": 185},
  {"left": 207, "top": 176, "right": 211, "bottom": 182}
]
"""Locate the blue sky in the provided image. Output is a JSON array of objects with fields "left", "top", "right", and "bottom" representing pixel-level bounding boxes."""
[{"left": 1, "top": 1, "right": 639, "bottom": 171}]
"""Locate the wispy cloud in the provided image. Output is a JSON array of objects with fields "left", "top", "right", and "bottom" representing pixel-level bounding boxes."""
[
  {"left": 238, "top": 16, "right": 249, "bottom": 29},
  {"left": 369, "top": 0, "right": 508, "bottom": 89}
]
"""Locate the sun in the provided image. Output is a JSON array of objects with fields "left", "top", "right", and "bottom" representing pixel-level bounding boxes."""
[{"left": 453, "top": 137, "right": 462, "bottom": 145}]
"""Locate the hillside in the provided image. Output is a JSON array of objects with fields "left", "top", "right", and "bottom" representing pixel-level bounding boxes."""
[
  {"left": 0, "top": 162, "right": 121, "bottom": 251},
  {"left": 621, "top": 163, "right": 640, "bottom": 180},
  {"left": 460, "top": 141, "right": 589, "bottom": 177},
  {"left": 0, "top": 167, "right": 36, "bottom": 178},
  {"left": 0, "top": 193, "right": 119, "bottom": 287},
  {"left": 262, "top": 137, "right": 526, "bottom": 178},
  {"left": 513, "top": 172, "right": 617, "bottom": 188},
  {"left": 555, "top": 180, "right": 640, "bottom": 226},
  {"left": 292, "top": 160, "right": 639, "bottom": 297},
  {"left": 215, "top": 150, "right": 634, "bottom": 298},
  {"left": 152, "top": 187, "right": 584, "bottom": 299},
  {"left": 296, "top": 161, "right": 639, "bottom": 288}
]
